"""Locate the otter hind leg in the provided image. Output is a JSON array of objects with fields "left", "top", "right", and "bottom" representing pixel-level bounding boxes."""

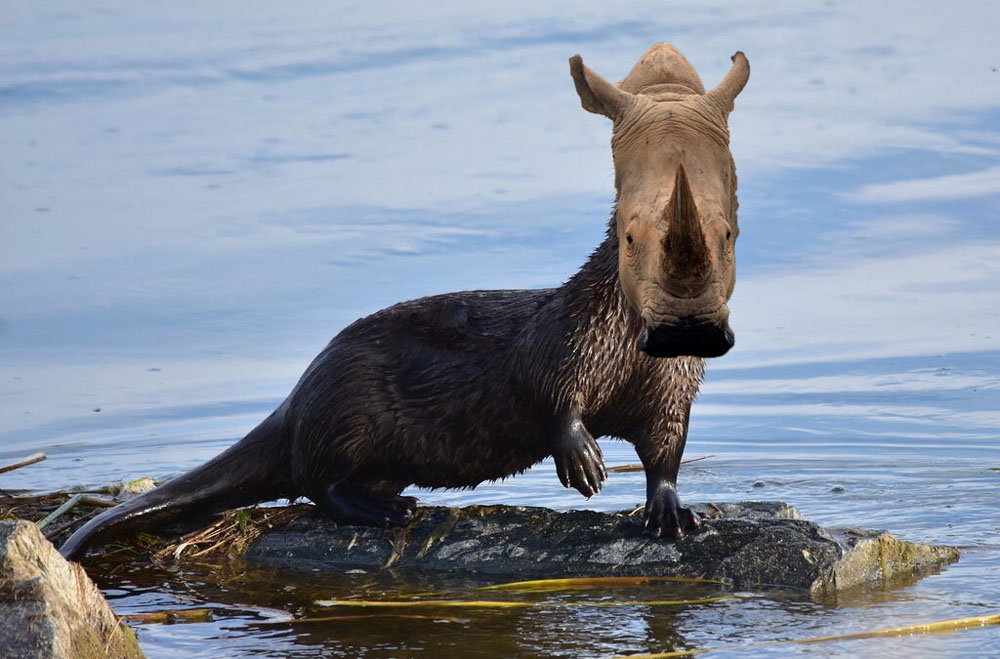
[{"left": 314, "top": 485, "right": 417, "bottom": 528}]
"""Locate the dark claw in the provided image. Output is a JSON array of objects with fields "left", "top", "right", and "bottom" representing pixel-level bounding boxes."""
[
  {"left": 553, "top": 419, "right": 607, "bottom": 498},
  {"left": 556, "top": 453, "right": 571, "bottom": 489},
  {"left": 316, "top": 488, "right": 418, "bottom": 528},
  {"left": 644, "top": 480, "right": 699, "bottom": 540}
]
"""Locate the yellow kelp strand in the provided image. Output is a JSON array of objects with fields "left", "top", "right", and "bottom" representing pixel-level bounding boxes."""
[
  {"left": 315, "top": 595, "right": 738, "bottom": 609},
  {"left": 478, "top": 576, "right": 727, "bottom": 591},
  {"left": 259, "top": 614, "right": 463, "bottom": 625},
  {"left": 616, "top": 613, "right": 1000, "bottom": 658}
]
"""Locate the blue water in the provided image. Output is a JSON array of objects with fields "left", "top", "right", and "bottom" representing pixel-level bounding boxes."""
[{"left": 2, "top": 1, "right": 999, "bottom": 656}]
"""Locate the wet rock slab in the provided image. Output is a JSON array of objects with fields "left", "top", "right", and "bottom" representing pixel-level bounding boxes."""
[
  {"left": 243, "top": 502, "right": 959, "bottom": 597},
  {"left": 0, "top": 519, "right": 144, "bottom": 659}
]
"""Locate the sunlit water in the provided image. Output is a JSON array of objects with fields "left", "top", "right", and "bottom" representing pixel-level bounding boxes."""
[{"left": 2, "top": 1, "right": 999, "bottom": 656}]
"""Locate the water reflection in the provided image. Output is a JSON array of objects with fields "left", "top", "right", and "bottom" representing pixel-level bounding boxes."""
[{"left": 89, "top": 547, "right": 997, "bottom": 657}]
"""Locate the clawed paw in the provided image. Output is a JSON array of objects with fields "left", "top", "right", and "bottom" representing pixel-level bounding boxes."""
[
  {"left": 554, "top": 424, "right": 607, "bottom": 498},
  {"left": 644, "top": 481, "right": 700, "bottom": 539},
  {"left": 384, "top": 495, "right": 419, "bottom": 526},
  {"left": 318, "top": 486, "right": 419, "bottom": 528}
]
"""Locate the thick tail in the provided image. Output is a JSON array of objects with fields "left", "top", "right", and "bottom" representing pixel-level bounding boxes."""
[{"left": 60, "top": 409, "right": 291, "bottom": 560}]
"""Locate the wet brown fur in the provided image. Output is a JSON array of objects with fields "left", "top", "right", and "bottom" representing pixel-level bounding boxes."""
[
  {"left": 61, "top": 43, "right": 748, "bottom": 559},
  {"left": 285, "top": 225, "right": 701, "bottom": 497}
]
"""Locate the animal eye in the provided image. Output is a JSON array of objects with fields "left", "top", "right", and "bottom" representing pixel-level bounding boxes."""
[
  {"left": 626, "top": 233, "right": 633, "bottom": 245},
  {"left": 725, "top": 230, "right": 732, "bottom": 241}
]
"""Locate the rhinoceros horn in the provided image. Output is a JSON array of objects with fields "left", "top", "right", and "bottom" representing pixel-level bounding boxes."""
[{"left": 664, "top": 163, "right": 711, "bottom": 299}]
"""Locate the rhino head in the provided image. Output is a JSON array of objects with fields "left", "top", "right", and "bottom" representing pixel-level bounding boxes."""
[{"left": 570, "top": 43, "right": 749, "bottom": 359}]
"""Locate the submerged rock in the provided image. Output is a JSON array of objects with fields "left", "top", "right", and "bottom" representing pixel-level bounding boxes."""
[
  {"left": 0, "top": 519, "right": 144, "bottom": 659},
  {"left": 241, "top": 502, "right": 959, "bottom": 598}
]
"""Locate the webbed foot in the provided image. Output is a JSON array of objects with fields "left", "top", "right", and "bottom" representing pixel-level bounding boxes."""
[
  {"left": 554, "top": 418, "right": 607, "bottom": 497},
  {"left": 315, "top": 486, "right": 418, "bottom": 528},
  {"left": 645, "top": 479, "right": 700, "bottom": 539}
]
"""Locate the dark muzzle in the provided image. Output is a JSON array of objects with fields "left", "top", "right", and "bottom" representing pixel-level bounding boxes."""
[{"left": 637, "top": 319, "right": 735, "bottom": 358}]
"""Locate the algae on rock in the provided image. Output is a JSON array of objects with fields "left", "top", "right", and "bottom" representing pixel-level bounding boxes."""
[{"left": 0, "top": 519, "right": 144, "bottom": 659}]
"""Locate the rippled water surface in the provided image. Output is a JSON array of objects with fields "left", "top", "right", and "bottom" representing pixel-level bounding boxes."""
[{"left": 2, "top": 1, "right": 999, "bottom": 656}]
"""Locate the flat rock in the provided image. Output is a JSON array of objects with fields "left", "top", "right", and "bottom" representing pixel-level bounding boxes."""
[
  {"left": 243, "top": 502, "right": 959, "bottom": 598},
  {"left": 0, "top": 519, "right": 144, "bottom": 659}
]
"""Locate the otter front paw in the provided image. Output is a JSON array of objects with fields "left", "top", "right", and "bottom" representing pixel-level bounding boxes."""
[
  {"left": 554, "top": 422, "right": 607, "bottom": 497},
  {"left": 645, "top": 480, "right": 700, "bottom": 539}
]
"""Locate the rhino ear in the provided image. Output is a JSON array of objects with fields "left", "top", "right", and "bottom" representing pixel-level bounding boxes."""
[
  {"left": 569, "top": 55, "right": 632, "bottom": 120},
  {"left": 705, "top": 51, "right": 749, "bottom": 114}
]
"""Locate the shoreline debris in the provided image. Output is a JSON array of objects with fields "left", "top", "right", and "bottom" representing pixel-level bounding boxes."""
[{"left": 0, "top": 452, "right": 46, "bottom": 476}]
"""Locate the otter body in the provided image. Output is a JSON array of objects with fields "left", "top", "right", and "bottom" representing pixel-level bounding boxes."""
[
  {"left": 61, "top": 42, "right": 748, "bottom": 559},
  {"left": 60, "top": 232, "right": 703, "bottom": 559},
  {"left": 292, "top": 288, "right": 560, "bottom": 494},
  {"left": 286, "top": 239, "right": 702, "bottom": 500}
]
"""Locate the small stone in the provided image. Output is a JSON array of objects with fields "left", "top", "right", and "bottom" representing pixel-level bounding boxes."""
[{"left": 121, "top": 477, "right": 157, "bottom": 498}]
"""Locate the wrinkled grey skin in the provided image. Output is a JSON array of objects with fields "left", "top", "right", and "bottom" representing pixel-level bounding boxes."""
[
  {"left": 61, "top": 43, "right": 749, "bottom": 560},
  {"left": 571, "top": 43, "right": 748, "bottom": 359}
]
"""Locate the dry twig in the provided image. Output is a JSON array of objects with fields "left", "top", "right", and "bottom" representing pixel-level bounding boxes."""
[{"left": 0, "top": 453, "right": 46, "bottom": 475}]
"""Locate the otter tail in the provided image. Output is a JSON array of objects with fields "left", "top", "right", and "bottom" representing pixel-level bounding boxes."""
[{"left": 60, "top": 409, "right": 291, "bottom": 560}]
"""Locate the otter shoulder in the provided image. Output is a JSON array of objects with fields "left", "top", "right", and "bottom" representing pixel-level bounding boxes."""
[{"left": 345, "top": 288, "right": 557, "bottom": 349}]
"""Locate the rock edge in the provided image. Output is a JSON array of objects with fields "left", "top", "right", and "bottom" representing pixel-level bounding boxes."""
[{"left": 0, "top": 519, "right": 144, "bottom": 659}]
